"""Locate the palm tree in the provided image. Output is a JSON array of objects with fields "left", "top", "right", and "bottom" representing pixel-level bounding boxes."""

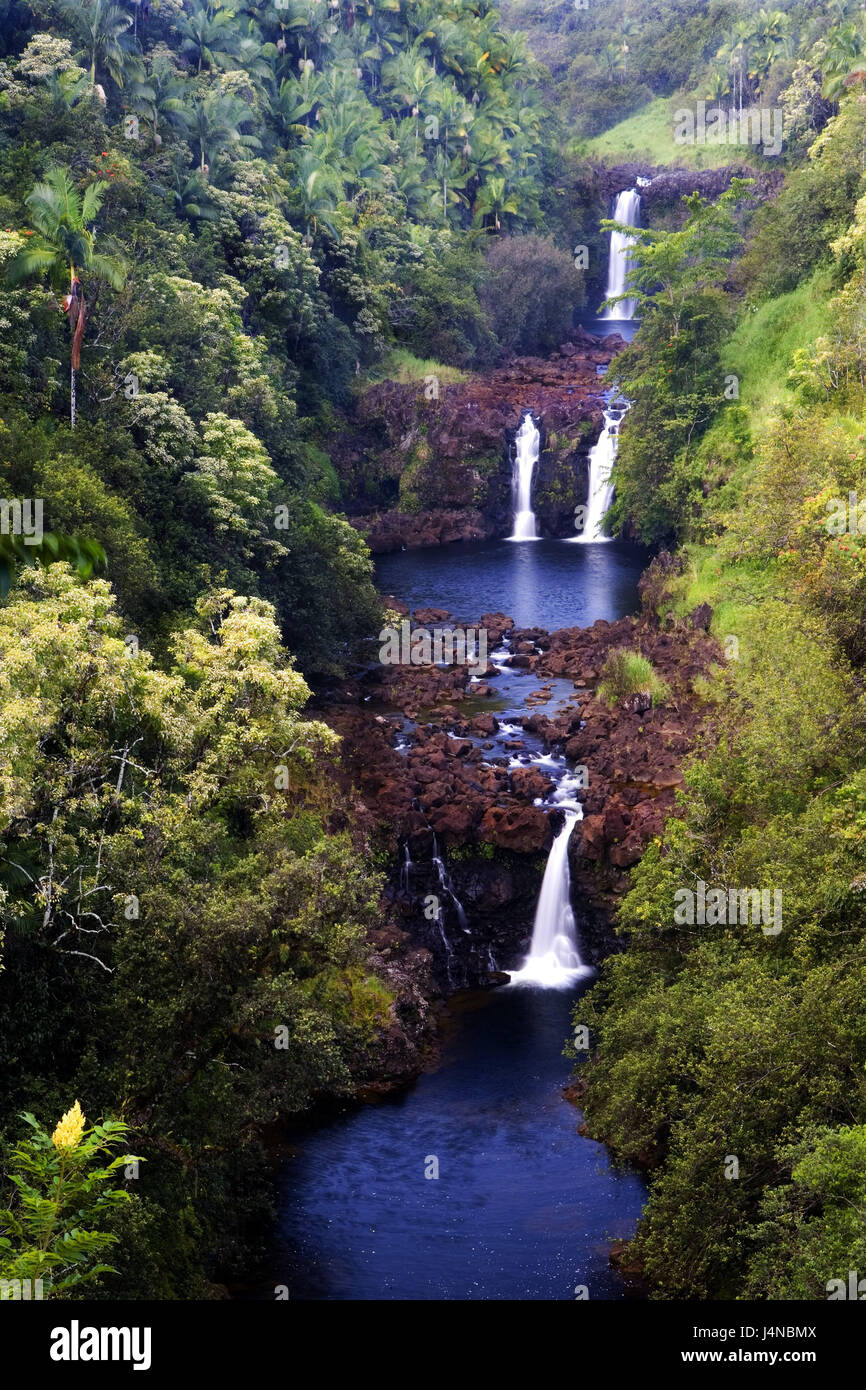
[
  {"left": 235, "top": 34, "right": 277, "bottom": 88},
  {"left": 59, "top": 0, "right": 133, "bottom": 91},
  {"left": 495, "top": 31, "right": 530, "bottom": 81},
  {"left": 273, "top": 65, "right": 327, "bottom": 136},
  {"left": 179, "top": 1, "right": 239, "bottom": 74},
  {"left": 45, "top": 66, "right": 91, "bottom": 111},
  {"left": 130, "top": 56, "right": 187, "bottom": 149},
  {"left": 716, "top": 24, "right": 754, "bottom": 117},
  {"left": 388, "top": 136, "right": 428, "bottom": 217},
  {"left": 464, "top": 123, "right": 508, "bottom": 179},
  {"left": 755, "top": 7, "right": 788, "bottom": 46},
  {"left": 293, "top": 147, "right": 343, "bottom": 237},
  {"left": 183, "top": 89, "right": 263, "bottom": 177},
  {"left": 7, "top": 169, "right": 126, "bottom": 426},
  {"left": 704, "top": 64, "right": 731, "bottom": 104},
  {"left": 169, "top": 158, "right": 219, "bottom": 224},
  {"left": 430, "top": 84, "right": 472, "bottom": 220},
  {"left": 471, "top": 173, "right": 517, "bottom": 232},
  {"left": 356, "top": 0, "right": 403, "bottom": 89},
  {"left": 428, "top": 144, "right": 466, "bottom": 223},
  {"left": 383, "top": 47, "right": 436, "bottom": 148},
  {"left": 599, "top": 42, "right": 624, "bottom": 84},
  {"left": 821, "top": 20, "right": 866, "bottom": 98}
]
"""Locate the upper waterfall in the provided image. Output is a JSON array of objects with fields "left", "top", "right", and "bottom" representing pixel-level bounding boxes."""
[
  {"left": 508, "top": 412, "right": 540, "bottom": 541},
  {"left": 601, "top": 188, "right": 641, "bottom": 321}
]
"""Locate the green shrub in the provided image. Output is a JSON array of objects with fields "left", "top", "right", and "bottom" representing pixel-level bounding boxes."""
[{"left": 597, "top": 648, "right": 669, "bottom": 707}]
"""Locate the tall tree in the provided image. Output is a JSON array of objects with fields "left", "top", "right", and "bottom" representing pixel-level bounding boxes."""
[
  {"left": 183, "top": 89, "right": 263, "bottom": 177},
  {"left": 7, "top": 169, "right": 126, "bottom": 426},
  {"left": 179, "top": 0, "right": 240, "bottom": 74},
  {"left": 59, "top": 0, "right": 132, "bottom": 91}
]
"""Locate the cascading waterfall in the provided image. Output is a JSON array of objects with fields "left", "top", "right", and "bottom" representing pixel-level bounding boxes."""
[
  {"left": 508, "top": 412, "right": 540, "bottom": 541},
  {"left": 570, "top": 397, "right": 628, "bottom": 545},
  {"left": 510, "top": 776, "right": 593, "bottom": 988},
  {"left": 432, "top": 835, "right": 468, "bottom": 932},
  {"left": 400, "top": 843, "right": 413, "bottom": 893},
  {"left": 562, "top": 188, "right": 640, "bottom": 543},
  {"left": 600, "top": 188, "right": 641, "bottom": 321}
]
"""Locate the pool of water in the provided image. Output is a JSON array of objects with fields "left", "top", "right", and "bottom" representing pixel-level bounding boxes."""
[
  {"left": 376, "top": 537, "right": 649, "bottom": 632},
  {"left": 266, "top": 984, "right": 645, "bottom": 1301}
]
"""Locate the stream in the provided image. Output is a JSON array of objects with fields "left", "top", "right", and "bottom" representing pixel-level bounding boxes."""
[
  {"left": 261, "top": 536, "right": 649, "bottom": 1301},
  {"left": 261, "top": 192, "right": 649, "bottom": 1302}
]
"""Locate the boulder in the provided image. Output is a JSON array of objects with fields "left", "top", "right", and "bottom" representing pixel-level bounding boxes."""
[{"left": 479, "top": 804, "right": 551, "bottom": 853}]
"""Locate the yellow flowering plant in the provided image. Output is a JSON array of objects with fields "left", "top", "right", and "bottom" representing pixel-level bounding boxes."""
[
  {"left": 52, "top": 1100, "right": 86, "bottom": 1152},
  {"left": 0, "top": 1105, "right": 142, "bottom": 1298}
]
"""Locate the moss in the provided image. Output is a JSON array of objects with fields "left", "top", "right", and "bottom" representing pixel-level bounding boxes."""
[{"left": 301, "top": 966, "right": 394, "bottom": 1042}]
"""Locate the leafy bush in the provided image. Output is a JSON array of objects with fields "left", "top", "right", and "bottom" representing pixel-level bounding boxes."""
[
  {"left": 479, "top": 234, "right": 585, "bottom": 358},
  {"left": 0, "top": 1104, "right": 139, "bottom": 1298}
]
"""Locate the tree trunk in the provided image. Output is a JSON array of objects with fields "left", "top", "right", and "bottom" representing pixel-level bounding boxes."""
[{"left": 69, "top": 263, "right": 76, "bottom": 428}]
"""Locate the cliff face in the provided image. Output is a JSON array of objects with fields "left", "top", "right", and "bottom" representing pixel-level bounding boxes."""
[
  {"left": 330, "top": 329, "right": 627, "bottom": 552},
  {"left": 601, "top": 161, "right": 784, "bottom": 218}
]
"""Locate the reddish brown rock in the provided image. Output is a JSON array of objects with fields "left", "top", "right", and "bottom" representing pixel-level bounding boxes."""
[
  {"left": 414, "top": 607, "right": 452, "bottom": 625},
  {"left": 578, "top": 814, "right": 607, "bottom": 861},
  {"left": 509, "top": 766, "right": 555, "bottom": 802},
  {"left": 479, "top": 805, "right": 552, "bottom": 853}
]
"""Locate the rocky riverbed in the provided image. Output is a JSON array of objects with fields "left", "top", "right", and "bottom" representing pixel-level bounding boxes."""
[{"left": 323, "top": 572, "right": 722, "bottom": 1085}]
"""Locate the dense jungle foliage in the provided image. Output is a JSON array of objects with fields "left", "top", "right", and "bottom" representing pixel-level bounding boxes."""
[
  {"left": 570, "top": 30, "right": 866, "bottom": 1300},
  {"left": 0, "top": 0, "right": 589, "bottom": 1298},
  {"left": 5, "top": 0, "right": 866, "bottom": 1305}
]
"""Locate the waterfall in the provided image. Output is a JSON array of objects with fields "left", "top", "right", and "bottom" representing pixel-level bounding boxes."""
[
  {"left": 400, "top": 842, "right": 413, "bottom": 893},
  {"left": 570, "top": 398, "right": 628, "bottom": 545},
  {"left": 601, "top": 188, "right": 641, "bottom": 321},
  {"left": 510, "top": 778, "right": 593, "bottom": 989},
  {"left": 432, "top": 835, "right": 468, "bottom": 932},
  {"left": 508, "top": 413, "right": 540, "bottom": 541}
]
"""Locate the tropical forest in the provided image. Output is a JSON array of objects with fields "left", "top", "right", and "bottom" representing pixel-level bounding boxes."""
[{"left": 1, "top": 0, "right": 866, "bottom": 1344}]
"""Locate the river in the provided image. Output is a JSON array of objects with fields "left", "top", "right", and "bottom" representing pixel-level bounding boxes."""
[{"left": 260, "top": 536, "right": 649, "bottom": 1301}]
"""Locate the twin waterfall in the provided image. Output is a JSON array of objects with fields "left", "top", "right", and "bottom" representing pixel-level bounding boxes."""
[
  {"left": 601, "top": 187, "right": 641, "bottom": 321},
  {"left": 570, "top": 399, "right": 627, "bottom": 545}
]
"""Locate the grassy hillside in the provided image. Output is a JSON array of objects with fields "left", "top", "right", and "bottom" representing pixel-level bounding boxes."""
[{"left": 581, "top": 96, "right": 744, "bottom": 167}]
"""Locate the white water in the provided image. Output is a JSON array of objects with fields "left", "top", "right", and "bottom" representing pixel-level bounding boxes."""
[
  {"left": 432, "top": 834, "right": 468, "bottom": 933},
  {"left": 570, "top": 399, "right": 628, "bottom": 545},
  {"left": 508, "top": 413, "right": 540, "bottom": 541},
  {"left": 400, "top": 843, "right": 413, "bottom": 892},
  {"left": 510, "top": 776, "right": 593, "bottom": 989},
  {"left": 600, "top": 188, "right": 641, "bottom": 321}
]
